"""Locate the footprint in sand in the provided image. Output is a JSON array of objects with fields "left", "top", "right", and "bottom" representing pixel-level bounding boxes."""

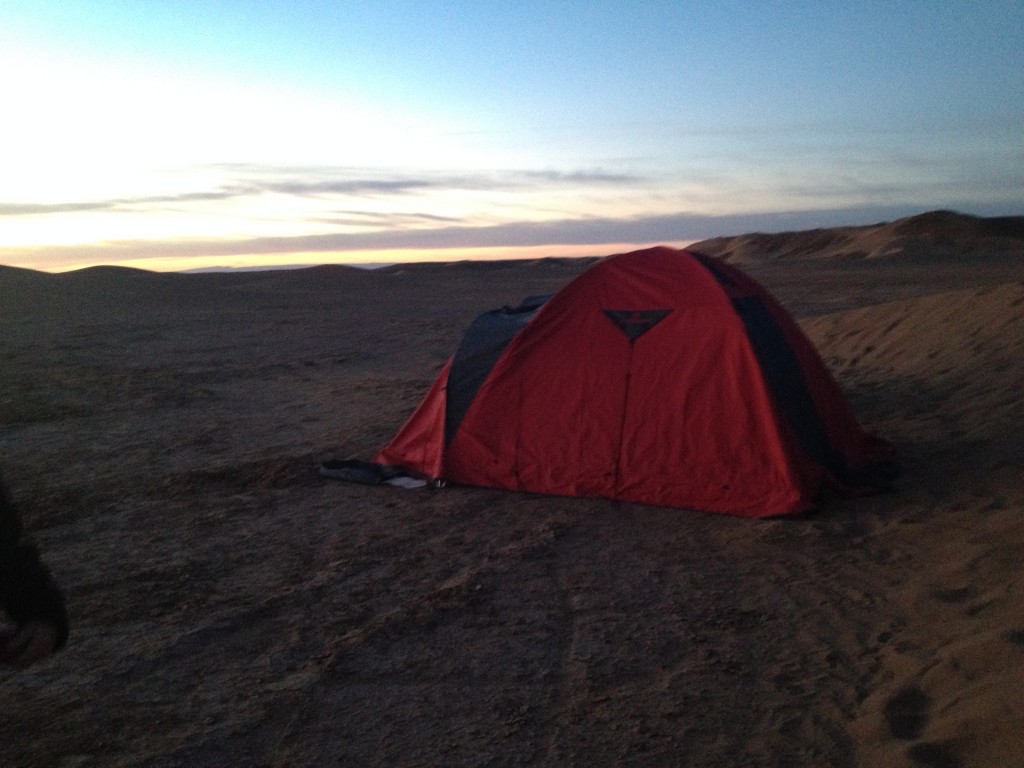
[
  {"left": 885, "top": 685, "right": 967, "bottom": 768},
  {"left": 884, "top": 684, "right": 931, "bottom": 740}
]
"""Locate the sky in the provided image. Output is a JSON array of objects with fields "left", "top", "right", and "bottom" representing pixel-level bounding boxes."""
[{"left": 2, "top": 1, "right": 1022, "bottom": 272}]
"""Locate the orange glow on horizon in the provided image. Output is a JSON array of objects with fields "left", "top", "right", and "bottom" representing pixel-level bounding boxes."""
[{"left": 34, "top": 242, "right": 697, "bottom": 274}]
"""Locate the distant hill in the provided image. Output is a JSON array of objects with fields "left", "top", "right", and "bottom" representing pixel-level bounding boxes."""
[
  {"left": 0, "top": 263, "right": 53, "bottom": 285},
  {"left": 690, "top": 210, "right": 1024, "bottom": 263},
  {"left": 3, "top": 211, "right": 1022, "bottom": 294}
]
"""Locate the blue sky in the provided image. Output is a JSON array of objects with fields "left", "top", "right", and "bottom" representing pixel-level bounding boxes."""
[{"left": 2, "top": 1, "right": 1022, "bottom": 271}]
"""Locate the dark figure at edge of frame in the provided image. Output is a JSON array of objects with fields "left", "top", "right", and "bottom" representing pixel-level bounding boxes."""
[{"left": 0, "top": 468, "right": 69, "bottom": 666}]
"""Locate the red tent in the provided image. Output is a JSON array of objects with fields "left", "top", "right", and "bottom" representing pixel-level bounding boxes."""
[{"left": 375, "top": 247, "right": 896, "bottom": 517}]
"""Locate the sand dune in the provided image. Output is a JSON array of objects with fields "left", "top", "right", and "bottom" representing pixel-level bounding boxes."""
[
  {"left": 802, "top": 283, "right": 1024, "bottom": 766},
  {"left": 693, "top": 209, "right": 1024, "bottom": 263},
  {"left": 1, "top": 211, "right": 1022, "bottom": 766}
]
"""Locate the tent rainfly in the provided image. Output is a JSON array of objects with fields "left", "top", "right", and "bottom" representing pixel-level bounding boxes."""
[{"left": 373, "top": 247, "right": 898, "bottom": 517}]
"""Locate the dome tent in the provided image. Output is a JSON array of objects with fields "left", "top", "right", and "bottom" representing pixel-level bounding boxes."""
[{"left": 374, "top": 247, "right": 897, "bottom": 517}]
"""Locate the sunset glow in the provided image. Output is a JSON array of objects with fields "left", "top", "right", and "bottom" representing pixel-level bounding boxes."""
[{"left": 2, "top": 2, "right": 1021, "bottom": 272}]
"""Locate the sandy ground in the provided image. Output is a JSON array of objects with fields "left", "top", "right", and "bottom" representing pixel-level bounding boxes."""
[{"left": 1, "top": 213, "right": 1023, "bottom": 767}]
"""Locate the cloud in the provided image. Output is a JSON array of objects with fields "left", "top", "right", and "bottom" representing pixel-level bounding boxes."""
[
  {"left": 510, "top": 170, "right": 643, "bottom": 186},
  {"left": 0, "top": 201, "right": 118, "bottom": 215},
  {"left": 311, "top": 210, "right": 464, "bottom": 227},
  {"left": 262, "top": 178, "right": 444, "bottom": 196},
  {"left": 0, "top": 187, "right": 256, "bottom": 216},
  {"left": 0, "top": 166, "right": 647, "bottom": 217},
  {"left": 242, "top": 166, "right": 647, "bottom": 196}
]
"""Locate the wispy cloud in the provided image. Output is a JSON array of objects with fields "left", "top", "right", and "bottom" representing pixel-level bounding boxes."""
[
  {"left": 0, "top": 166, "right": 648, "bottom": 217},
  {"left": 0, "top": 187, "right": 256, "bottom": 216},
  {"left": 261, "top": 177, "right": 443, "bottom": 196},
  {"left": 238, "top": 166, "right": 648, "bottom": 196},
  {"left": 0, "top": 201, "right": 117, "bottom": 216},
  {"left": 311, "top": 210, "right": 465, "bottom": 228}
]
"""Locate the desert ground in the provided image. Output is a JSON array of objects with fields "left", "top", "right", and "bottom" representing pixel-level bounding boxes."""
[{"left": 1, "top": 211, "right": 1023, "bottom": 767}]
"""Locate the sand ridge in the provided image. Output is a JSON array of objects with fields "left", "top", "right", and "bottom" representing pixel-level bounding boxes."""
[{"left": 1, "top": 211, "right": 1023, "bottom": 766}]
